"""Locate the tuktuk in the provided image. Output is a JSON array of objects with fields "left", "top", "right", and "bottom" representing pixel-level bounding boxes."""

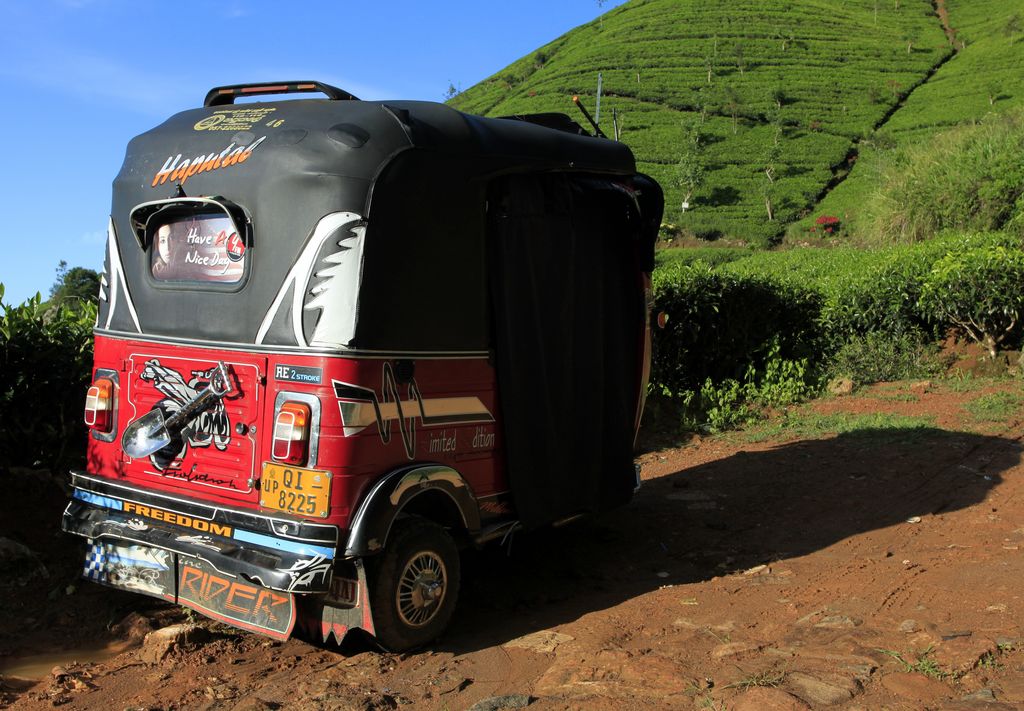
[{"left": 63, "top": 81, "right": 663, "bottom": 650}]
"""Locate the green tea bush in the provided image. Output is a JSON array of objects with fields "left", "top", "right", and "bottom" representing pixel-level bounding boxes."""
[
  {"left": 820, "top": 248, "right": 936, "bottom": 341},
  {"left": 919, "top": 245, "right": 1024, "bottom": 357},
  {"left": 0, "top": 286, "right": 96, "bottom": 470},
  {"left": 716, "top": 245, "right": 934, "bottom": 343},
  {"left": 650, "top": 231, "right": 1024, "bottom": 432},
  {"left": 651, "top": 261, "right": 823, "bottom": 396},
  {"left": 654, "top": 247, "right": 749, "bottom": 269}
]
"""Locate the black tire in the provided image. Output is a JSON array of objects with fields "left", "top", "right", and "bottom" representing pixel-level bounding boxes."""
[{"left": 368, "top": 516, "right": 460, "bottom": 651}]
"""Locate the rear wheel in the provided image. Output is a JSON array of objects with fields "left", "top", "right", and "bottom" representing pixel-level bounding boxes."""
[{"left": 368, "top": 516, "right": 460, "bottom": 651}]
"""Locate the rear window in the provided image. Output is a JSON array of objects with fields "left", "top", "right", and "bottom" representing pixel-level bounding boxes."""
[{"left": 150, "top": 213, "right": 246, "bottom": 283}]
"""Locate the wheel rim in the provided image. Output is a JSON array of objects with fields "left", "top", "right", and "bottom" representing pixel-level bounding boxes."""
[{"left": 396, "top": 550, "right": 447, "bottom": 627}]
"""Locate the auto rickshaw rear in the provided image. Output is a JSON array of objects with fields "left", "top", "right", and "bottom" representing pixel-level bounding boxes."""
[{"left": 63, "top": 81, "right": 663, "bottom": 649}]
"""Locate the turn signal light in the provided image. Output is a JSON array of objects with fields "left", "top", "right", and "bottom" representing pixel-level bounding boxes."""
[
  {"left": 84, "top": 378, "right": 115, "bottom": 432},
  {"left": 272, "top": 401, "right": 311, "bottom": 465}
]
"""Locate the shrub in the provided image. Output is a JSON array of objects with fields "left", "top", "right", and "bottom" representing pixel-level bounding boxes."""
[
  {"left": 814, "top": 215, "right": 841, "bottom": 235},
  {"left": 674, "top": 341, "right": 819, "bottom": 433},
  {"left": 655, "top": 247, "right": 749, "bottom": 269},
  {"left": 819, "top": 231, "right": 1021, "bottom": 344},
  {"left": 651, "top": 261, "right": 823, "bottom": 432},
  {"left": 754, "top": 341, "right": 818, "bottom": 406},
  {"left": 648, "top": 231, "right": 1024, "bottom": 433},
  {"left": 652, "top": 249, "right": 917, "bottom": 430},
  {"left": 820, "top": 248, "right": 936, "bottom": 342},
  {"left": 866, "top": 111, "right": 1024, "bottom": 243},
  {"left": 919, "top": 245, "right": 1024, "bottom": 357},
  {"left": 828, "top": 331, "right": 940, "bottom": 385},
  {"left": 692, "top": 378, "right": 757, "bottom": 432},
  {"left": 0, "top": 286, "right": 96, "bottom": 470},
  {"left": 651, "top": 261, "right": 822, "bottom": 396}
]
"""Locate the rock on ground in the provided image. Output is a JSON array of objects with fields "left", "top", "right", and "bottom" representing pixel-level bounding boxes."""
[
  {"left": 468, "top": 695, "right": 532, "bottom": 711},
  {"left": 139, "top": 623, "right": 210, "bottom": 664},
  {"left": 731, "top": 687, "right": 811, "bottom": 711},
  {"left": 932, "top": 636, "right": 997, "bottom": 674},
  {"left": 880, "top": 672, "right": 951, "bottom": 703},
  {"left": 502, "top": 630, "right": 573, "bottom": 654},
  {"left": 785, "top": 671, "right": 860, "bottom": 706}
]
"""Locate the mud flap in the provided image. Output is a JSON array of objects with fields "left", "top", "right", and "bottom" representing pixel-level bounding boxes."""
[
  {"left": 298, "top": 559, "right": 376, "bottom": 645},
  {"left": 177, "top": 558, "right": 296, "bottom": 639},
  {"left": 81, "top": 541, "right": 296, "bottom": 640}
]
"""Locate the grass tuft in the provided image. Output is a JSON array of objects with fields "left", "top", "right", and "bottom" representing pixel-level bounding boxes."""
[
  {"left": 964, "top": 391, "right": 1024, "bottom": 423},
  {"left": 725, "top": 668, "right": 787, "bottom": 690},
  {"left": 745, "top": 412, "right": 936, "bottom": 443},
  {"left": 878, "top": 647, "right": 951, "bottom": 680}
]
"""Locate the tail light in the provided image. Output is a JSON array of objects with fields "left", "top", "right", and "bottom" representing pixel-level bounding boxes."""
[
  {"left": 84, "top": 378, "right": 115, "bottom": 433},
  {"left": 272, "top": 401, "right": 311, "bottom": 465}
]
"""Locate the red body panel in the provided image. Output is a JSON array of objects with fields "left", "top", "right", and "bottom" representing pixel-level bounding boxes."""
[{"left": 88, "top": 334, "right": 507, "bottom": 531}]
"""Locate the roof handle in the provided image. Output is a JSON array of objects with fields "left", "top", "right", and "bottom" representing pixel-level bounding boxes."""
[{"left": 204, "top": 81, "right": 359, "bottom": 107}]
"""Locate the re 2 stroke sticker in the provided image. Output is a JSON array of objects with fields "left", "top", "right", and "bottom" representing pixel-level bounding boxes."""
[{"left": 274, "top": 364, "right": 323, "bottom": 385}]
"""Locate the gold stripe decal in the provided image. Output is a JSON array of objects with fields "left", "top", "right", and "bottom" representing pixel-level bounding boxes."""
[{"left": 333, "top": 363, "right": 494, "bottom": 459}]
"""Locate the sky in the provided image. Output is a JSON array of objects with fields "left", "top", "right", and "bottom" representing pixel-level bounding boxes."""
[{"left": 0, "top": 0, "right": 626, "bottom": 305}]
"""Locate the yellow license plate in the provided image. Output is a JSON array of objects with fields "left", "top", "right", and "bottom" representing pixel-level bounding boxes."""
[{"left": 260, "top": 463, "right": 332, "bottom": 518}]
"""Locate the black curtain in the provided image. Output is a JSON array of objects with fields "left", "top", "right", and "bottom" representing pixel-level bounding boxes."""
[{"left": 487, "top": 174, "right": 645, "bottom": 528}]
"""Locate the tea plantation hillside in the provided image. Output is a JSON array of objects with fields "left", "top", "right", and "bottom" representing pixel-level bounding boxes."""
[
  {"left": 450, "top": 0, "right": 1024, "bottom": 245},
  {"left": 798, "top": 0, "right": 1024, "bottom": 241}
]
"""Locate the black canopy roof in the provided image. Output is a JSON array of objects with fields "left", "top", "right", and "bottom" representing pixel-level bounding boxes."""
[{"left": 99, "top": 92, "right": 645, "bottom": 353}]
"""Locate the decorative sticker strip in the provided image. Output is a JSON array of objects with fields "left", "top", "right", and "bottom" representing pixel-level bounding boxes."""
[
  {"left": 193, "top": 107, "right": 278, "bottom": 132},
  {"left": 151, "top": 136, "right": 267, "bottom": 188}
]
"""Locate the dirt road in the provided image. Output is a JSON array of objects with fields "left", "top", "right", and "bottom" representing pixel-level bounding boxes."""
[{"left": 2, "top": 378, "right": 1023, "bottom": 709}]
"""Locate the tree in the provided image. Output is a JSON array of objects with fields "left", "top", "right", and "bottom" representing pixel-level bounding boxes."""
[
  {"left": 697, "top": 87, "right": 714, "bottom": 124},
  {"left": 988, "top": 82, "right": 1001, "bottom": 106},
  {"left": 723, "top": 87, "right": 742, "bottom": 134},
  {"left": 761, "top": 122, "right": 784, "bottom": 222},
  {"left": 674, "top": 121, "right": 707, "bottom": 212},
  {"left": 770, "top": 86, "right": 788, "bottom": 110},
  {"left": 1004, "top": 13, "right": 1022, "bottom": 44},
  {"left": 775, "top": 28, "right": 794, "bottom": 51},
  {"left": 443, "top": 81, "right": 460, "bottom": 101},
  {"left": 704, "top": 53, "right": 716, "bottom": 85},
  {"left": 50, "top": 260, "right": 100, "bottom": 309},
  {"left": 734, "top": 41, "right": 746, "bottom": 75}
]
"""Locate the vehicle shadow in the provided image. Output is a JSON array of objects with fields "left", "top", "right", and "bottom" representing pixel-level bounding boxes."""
[{"left": 439, "top": 426, "right": 1019, "bottom": 654}]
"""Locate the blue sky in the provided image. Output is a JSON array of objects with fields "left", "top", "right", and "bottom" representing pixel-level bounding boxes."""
[{"left": 0, "top": 0, "right": 625, "bottom": 305}]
